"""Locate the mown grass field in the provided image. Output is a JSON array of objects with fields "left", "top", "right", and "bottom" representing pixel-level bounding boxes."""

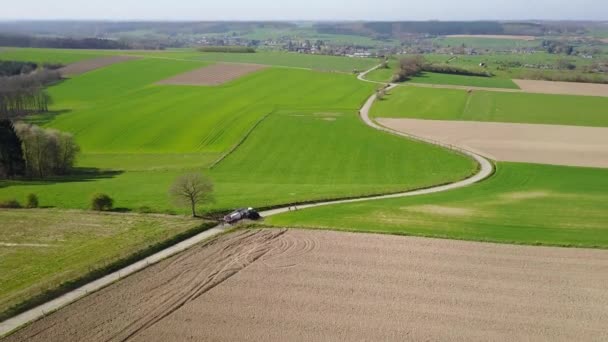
[
  {"left": 266, "top": 162, "right": 608, "bottom": 248},
  {"left": 372, "top": 86, "right": 608, "bottom": 127},
  {"left": 0, "top": 52, "right": 476, "bottom": 214},
  {"left": 0, "top": 109, "right": 476, "bottom": 213},
  {"left": 0, "top": 209, "right": 206, "bottom": 318}
]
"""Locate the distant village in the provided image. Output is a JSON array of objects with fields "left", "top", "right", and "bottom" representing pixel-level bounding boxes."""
[{"left": 193, "top": 34, "right": 604, "bottom": 62}]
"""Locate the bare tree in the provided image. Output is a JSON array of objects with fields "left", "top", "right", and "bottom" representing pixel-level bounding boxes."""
[{"left": 169, "top": 173, "right": 214, "bottom": 217}]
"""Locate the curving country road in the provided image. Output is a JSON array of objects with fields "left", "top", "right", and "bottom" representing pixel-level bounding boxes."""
[{"left": 0, "top": 64, "right": 494, "bottom": 337}]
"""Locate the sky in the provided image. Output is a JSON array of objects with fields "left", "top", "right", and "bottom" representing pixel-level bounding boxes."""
[{"left": 1, "top": 0, "right": 607, "bottom": 21}]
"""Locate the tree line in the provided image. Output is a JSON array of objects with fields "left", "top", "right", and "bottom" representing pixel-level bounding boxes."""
[
  {"left": 0, "top": 70, "right": 60, "bottom": 119},
  {"left": 0, "top": 120, "right": 79, "bottom": 179},
  {"left": 0, "top": 34, "right": 131, "bottom": 50}
]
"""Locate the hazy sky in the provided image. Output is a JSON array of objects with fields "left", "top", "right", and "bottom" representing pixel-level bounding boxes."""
[{"left": 2, "top": 0, "right": 607, "bottom": 21}]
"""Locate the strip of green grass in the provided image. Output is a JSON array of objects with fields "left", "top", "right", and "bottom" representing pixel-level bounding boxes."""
[
  {"left": 408, "top": 72, "right": 519, "bottom": 89},
  {"left": 372, "top": 86, "right": 608, "bottom": 127},
  {"left": 266, "top": 162, "right": 608, "bottom": 249},
  {"left": 0, "top": 209, "right": 208, "bottom": 317},
  {"left": 0, "top": 47, "right": 104, "bottom": 64}
]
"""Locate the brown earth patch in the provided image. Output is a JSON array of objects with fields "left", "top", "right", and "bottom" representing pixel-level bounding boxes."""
[
  {"left": 445, "top": 34, "right": 537, "bottom": 41},
  {"left": 4, "top": 229, "right": 608, "bottom": 342},
  {"left": 157, "top": 63, "right": 267, "bottom": 86},
  {"left": 514, "top": 79, "right": 608, "bottom": 97},
  {"left": 378, "top": 118, "right": 608, "bottom": 168},
  {"left": 59, "top": 56, "right": 139, "bottom": 77}
]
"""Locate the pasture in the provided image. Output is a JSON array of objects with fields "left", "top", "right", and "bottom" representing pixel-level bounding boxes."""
[
  {"left": 372, "top": 86, "right": 608, "bottom": 127},
  {"left": 266, "top": 162, "right": 608, "bottom": 248},
  {"left": 0, "top": 109, "right": 476, "bottom": 213},
  {"left": 0, "top": 55, "right": 476, "bottom": 213},
  {"left": 0, "top": 209, "right": 206, "bottom": 319}
]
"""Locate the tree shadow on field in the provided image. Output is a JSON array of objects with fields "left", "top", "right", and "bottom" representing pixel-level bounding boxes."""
[{"left": 0, "top": 168, "right": 124, "bottom": 189}]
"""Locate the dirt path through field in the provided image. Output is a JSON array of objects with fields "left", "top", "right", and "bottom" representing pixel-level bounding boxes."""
[
  {"left": 378, "top": 118, "right": 608, "bottom": 168},
  {"left": 4, "top": 229, "right": 608, "bottom": 342}
]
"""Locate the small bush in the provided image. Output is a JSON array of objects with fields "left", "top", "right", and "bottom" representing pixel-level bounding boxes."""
[
  {"left": 0, "top": 199, "right": 21, "bottom": 208},
  {"left": 26, "top": 193, "right": 39, "bottom": 208},
  {"left": 91, "top": 193, "right": 113, "bottom": 211}
]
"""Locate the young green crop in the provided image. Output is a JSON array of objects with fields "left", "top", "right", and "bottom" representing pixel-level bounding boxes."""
[
  {"left": 266, "top": 162, "right": 608, "bottom": 248},
  {"left": 372, "top": 86, "right": 608, "bottom": 127}
]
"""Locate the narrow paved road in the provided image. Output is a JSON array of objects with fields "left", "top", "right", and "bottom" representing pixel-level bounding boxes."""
[{"left": 0, "top": 65, "right": 494, "bottom": 338}]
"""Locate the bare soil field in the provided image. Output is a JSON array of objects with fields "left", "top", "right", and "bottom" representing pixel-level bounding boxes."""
[
  {"left": 514, "top": 79, "right": 608, "bottom": 97},
  {"left": 59, "top": 56, "right": 138, "bottom": 77},
  {"left": 378, "top": 118, "right": 608, "bottom": 168},
  {"left": 445, "top": 34, "right": 537, "bottom": 41},
  {"left": 157, "top": 63, "right": 267, "bottom": 86},
  {"left": 4, "top": 229, "right": 608, "bottom": 342}
]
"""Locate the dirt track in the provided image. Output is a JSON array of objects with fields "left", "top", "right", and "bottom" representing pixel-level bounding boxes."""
[
  {"left": 4, "top": 229, "right": 608, "bottom": 342},
  {"left": 59, "top": 56, "right": 138, "bottom": 77},
  {"left": 378, "top": 118, "right": 608, "bottom": 168},
  {"left": 157, "top": 63, "right": 267, "bottom": 86},
  {"left": 514, "top": 79, "right": 608, "bottom": 97}
]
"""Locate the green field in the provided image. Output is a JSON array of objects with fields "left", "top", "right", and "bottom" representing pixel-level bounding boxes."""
[
  {"left": 0, "top": 47, "right": 104, "bottom": 64},
  {"left": 434, "top": 37, "right": 540, "bottom": 50},
  {"left": 408, "top": 72, "right": 519, "bottom": 89},
  {"left": 372, "top": 86, "right": 608, "bottom": 127},
  {"left": 0, "top": 109, "right": 476, "bottom": 213},
  {"left": 266, "top": 162, "right": 608, "bottom": 248},
  {"left": 0, "top": 47, "right": 380, "bottom": 73},
  {"left": 0, "top": 53, "right": 476, "bottom": 214},
  {"left": 0, "top": 209, "right": 207, "bottom": 318},
  {"left": 364, "top": 59, "right": 518, "bottom": 88}
]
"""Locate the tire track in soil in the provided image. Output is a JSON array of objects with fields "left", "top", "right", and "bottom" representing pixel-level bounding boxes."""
[{"left": 103, "top": 229, "right": 287, "bottom": 342}]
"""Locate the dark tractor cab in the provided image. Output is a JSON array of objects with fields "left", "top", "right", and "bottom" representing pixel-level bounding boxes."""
[{"left": 223, "top": 207, "right": 261, "bottom": 224}]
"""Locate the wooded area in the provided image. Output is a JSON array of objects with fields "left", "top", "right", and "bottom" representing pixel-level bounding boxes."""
[{"left": 0, "top": 70, "right": 60, "bottom": 119}]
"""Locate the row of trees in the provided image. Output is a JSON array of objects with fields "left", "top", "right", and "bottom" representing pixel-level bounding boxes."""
[
  {"left": 0, "top": 61, "right": 38, "bottom": 77},
  {"left": 0, "top": 120, "right": 79, "bottom": 179},
  {"left": 0, "top": 34, "right": 131, "bottom": 50},
  {"left": 0, "top": 70, "right": 60, "bottom": 119}
]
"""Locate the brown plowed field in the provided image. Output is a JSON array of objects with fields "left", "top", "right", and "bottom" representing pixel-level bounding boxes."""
[
  {"left": 445, "top": 34, "right": 536, "bottom": 41},
  {"left": 4, "top": 229, "right": 608, "bottom": 342},
  {"left": 514, "top": 79, "right": 608, "bottom": 97},
  {"left": 59, "top": 56, "right": 138, "bottom": 77},
  {"left": 157, "top": 63, "right": 267, "bottom": 86},
  {"left": 378, "top": 118, "right": 608, "bottom": 168}
]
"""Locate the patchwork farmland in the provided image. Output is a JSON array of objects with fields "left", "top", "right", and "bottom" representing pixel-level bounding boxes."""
[{"left": 1, "top": 43, "right": 608, "bottom": 341}]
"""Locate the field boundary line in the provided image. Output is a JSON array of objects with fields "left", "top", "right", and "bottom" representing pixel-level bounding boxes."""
[
  {"left": 209, "top": 110, "right": 275, "bottom": 169},
  {"left": 0, "top": 65, "right": 494, "bottom": 338}
]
